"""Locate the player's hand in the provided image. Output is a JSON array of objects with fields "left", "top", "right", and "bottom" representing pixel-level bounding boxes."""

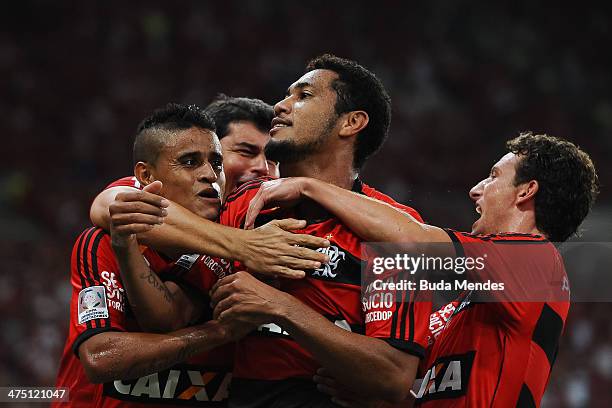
[
  {"left": 242, "top": 218, "right": 330, "bottom": 279},
  {"left": 244, "top": 177, "right": 310, "bottom": 230},
  {"left": 314, "top": 368, "right": 386, "bottom": 408},
  {"left": 210, "top": 271, "right": 295, "bottom": 326},
  {"left": 109, "top": 181, "right": 169, "bottom": 247}
]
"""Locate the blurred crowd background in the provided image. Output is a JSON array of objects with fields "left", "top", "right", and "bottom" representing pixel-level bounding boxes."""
[{"left": 1, "top": 1, "right": 610, "bottom": 407}]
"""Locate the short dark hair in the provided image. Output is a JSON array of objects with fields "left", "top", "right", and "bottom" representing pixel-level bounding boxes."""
[
  {"left": 507, "top": 132, "right": 599, "bottom": 242},
  {"left": 204, "top": 94, "right": 274, "bottom": 139},
  {"left": 305, "top": 54, "right": 392, "bottom": 169},
  {"left": 133, "top": 103, "right": 216, "bottom": 165}
]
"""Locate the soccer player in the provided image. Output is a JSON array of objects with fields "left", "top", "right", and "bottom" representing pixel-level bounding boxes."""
[
  {"left": 54, "top": 104, "right": 247, "bottom": 407},
  {"left": 111, "top": 55, "right": 432, "bottom": 407},
  {"left": 243, "top": 132, "right": 600, "bottom": 407},
  {"left": 205, "top": 94, "right": 279, "bottom": 196}
]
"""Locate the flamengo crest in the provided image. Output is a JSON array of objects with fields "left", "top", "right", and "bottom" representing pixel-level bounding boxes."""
[{"left": 313, "top": 245, "right": 346, "bottom": 278}]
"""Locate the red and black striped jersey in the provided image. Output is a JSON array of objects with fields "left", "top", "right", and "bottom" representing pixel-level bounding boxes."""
[
  {"left": 53, "top": 227, "right": 233, "bottom": 408},
  {"left": 414, "top": 230, "right": 569, "bottom": 407},
  {"left": 220, "top": 177, "right": 431, "bottom": 406}
]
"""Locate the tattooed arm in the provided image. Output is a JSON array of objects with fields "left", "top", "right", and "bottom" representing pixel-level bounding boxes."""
[
  {"left": 79, "top": 320, "right": 250, "bottom": 383},
  {"left": 110, "top": 181, "right": 204, "bottom": 332},
  {"left": 112, "top": 238, "right": 203, "bottom": 332}
]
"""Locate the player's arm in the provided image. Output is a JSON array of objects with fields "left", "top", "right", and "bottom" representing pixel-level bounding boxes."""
[
  {"left": 280, "top": 305, "right": 418, "bottom": 402},
  {"left": 109, "top": 181, "right": 204, "bottom": 332},
  {"left": 245, "top": 177, "right": 450, "bottom": 244},
  {"left": 78, "top": 320, "right": 249, "bottom": 384},
  {"left": 90, "top": 179, "right": 330, "bottom": 278},
  {"left": 211, "top": 272, "right": 420, "bottom": 402},
  {"left": 111, "top": 241, "right": 203, "bottom": 332},
  {"left": 69, "top": 228, "right": 251, "bottom": 384},
  {"left": 90, "top": 186, "right": 137, "bottom": 230}
]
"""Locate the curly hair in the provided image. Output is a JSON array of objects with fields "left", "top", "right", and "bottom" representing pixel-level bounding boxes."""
[
  {"left": 134, "top": 103, "right": 215, "bottom": 165},
  {"left": 204, "top": 94, "right": 274, "bottom": 139},
  {"left": 305, "top": 54, "right": 391, "bottom": 170},
  {"left": 507, "top": 132, "right": 599, "bottom": 242}
]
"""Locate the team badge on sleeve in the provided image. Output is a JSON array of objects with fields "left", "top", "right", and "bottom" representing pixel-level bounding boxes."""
[{"left": 77, "top": 285, "right": 109, "bottom": 324}]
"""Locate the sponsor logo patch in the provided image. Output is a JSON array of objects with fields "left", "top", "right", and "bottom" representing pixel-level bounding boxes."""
[
  {"left": 176, "top": 254, "right": 200, "bottom": 270},
  {"left": 101, "top": 271, "right": 125, "bottom": 312},
  {"left": 416, "top": 351, "right": 476, "bottom": 402},
  {"left": 78, "top": 285, "right": 109, "bottom": 324},
  {"left": 104, "top": 365, "right": 231, "bottom": 405}
]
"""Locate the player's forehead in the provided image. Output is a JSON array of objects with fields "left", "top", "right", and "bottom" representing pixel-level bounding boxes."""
[
  {"left": 223, "top": 121, "right": 270, "bottom": 149},
  {"left": 162, "top": 127, "right": 222, "bottom": 158},
  {"left": 492, "top": 152, "right": 519, "bottom": 173},
  {"left": 287, "top": 69, "right": 338, "bottom": 94}
]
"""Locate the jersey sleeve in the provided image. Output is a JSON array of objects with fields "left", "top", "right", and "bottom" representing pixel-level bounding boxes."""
[
  {"left": 443, "top": 229, "right": 569, "bottom": 325},
  {"left": 104, "top": 176, "right": 142, "bottom": 190},
  {"left": 363, "top": 271, "right": 431, "bottom": 358},
  {"left": 69, "top": 228, "right": 129, "bottom": 357},
  {"left": 192, "top": 256, "right": 232, "bottom": 290},
  {"left": 158, "top": 253, "right": 231, "bottom": 294}
]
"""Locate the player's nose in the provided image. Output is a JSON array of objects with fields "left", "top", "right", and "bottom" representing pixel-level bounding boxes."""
[
  {"left": 251, "top": 155, "right": 268, "bottom": 178},
  {"left": 274, "top": 95, "right": 291, "bottom": 117},
  {"left": 469, "top": 180, "right": 484, "bottom": 202},
  {"left": 198, "top": 162, "right": 218, "bottom": 183}
]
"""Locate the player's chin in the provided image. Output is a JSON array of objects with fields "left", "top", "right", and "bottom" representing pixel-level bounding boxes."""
[
  {"left": 193, "top": 199, "right": 221, "bottom": 220},
  {"left": 471, "top": 218, "right": 483, "bottom": 235}
]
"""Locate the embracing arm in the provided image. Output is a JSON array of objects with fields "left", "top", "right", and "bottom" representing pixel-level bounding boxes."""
[
  {"left": 91, "top": 185, "right": 246, "bottom": 258},
  {"left": 78, "top": 320, "right": 242, "bottom": 384},
  {"left": 91, "top": 182, "right": 330, "bottom": 278},
  {"left": 246, "top": 178, "right": 450, "bottom": 244}
]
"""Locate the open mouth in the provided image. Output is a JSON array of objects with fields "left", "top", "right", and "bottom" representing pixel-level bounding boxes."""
[
  {"left": 197, "top": 190, "right": 219, "bottom": 200},
  {"left": 475, "top": 205, "right": 482, "bottom": 214},
  {"left": 271, "top": 117, "right": 292, "bottom": 131}
]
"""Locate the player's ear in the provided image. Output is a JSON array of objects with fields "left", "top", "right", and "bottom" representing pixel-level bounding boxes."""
[
  {"left": 338, "top": 110, "right": 369, "bottom": 138},
  {"left": 516, "top": 179, "right": 538, "bottom": 206},
  {"left": 134, "top": 161, "right": 155, "bottom": 186}
]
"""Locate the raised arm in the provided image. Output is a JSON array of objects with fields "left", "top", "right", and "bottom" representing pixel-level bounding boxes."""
[
  {"left": 104, "top": 181, "right": 203, "bottom": 332},
  {"left": 245, "top": 177, "right": 451, "bottom": 244}
]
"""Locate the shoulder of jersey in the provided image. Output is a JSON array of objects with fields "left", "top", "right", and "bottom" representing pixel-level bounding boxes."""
[
  {"left": 224, "top": 176, "right": 276, "bottom": 205},
  {"left": 74, "top": 226, "right": 112, "bottom": 253}
]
